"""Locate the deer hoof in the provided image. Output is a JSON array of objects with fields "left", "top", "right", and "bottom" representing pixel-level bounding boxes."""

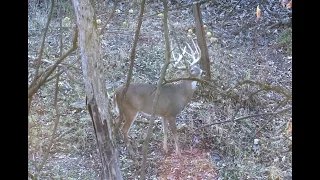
[
  {"left": 176, "top": 150, "right": 181, "bottom": 158},
  {"left": 163, "top": 146, "right": 168, "bottom": 154},
  {"left": 126, "top": 145, "right": 135, "bottom": 158}
]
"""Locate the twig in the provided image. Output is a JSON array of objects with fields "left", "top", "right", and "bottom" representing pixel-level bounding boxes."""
[
  {"left": 59, "top": 11, "right": 63, "bottom": 57},
  {"left": 140, "top": 0, "right": 171, "bottom": 179},
  {"left": 28, "top": 170, "right": 37, "bottom": 180},
  {"left": 163, "top": 76, "right": 222, "bottom": 92},
  {"left": 267, "top": 17, "right": 291, "bottom": 29},
  {"left": 228, "top": 80, "right": 292, "bottom": 100},
  {"left": 230, "top": 105, "right": 241, "bottom": 121},
  {"left": 282, "top": 133, "right": 292, "bottom": 142},
  {"left": 45, "top": 56, "right": 80, "bottom": 83},
  {"left": 119, "top": 0, "right": 146, "bottom": 123},
  {"left": 222, "top": 0, "right": 243, "bottom": 25},
  {"left": 250, "top": 103, "right": 291, "bottom": 140},
  {"left": 35, "top": 7, "right": 64, "bottom": 175},
  {"left": 62, "top": 65, "right": 84, "bottom": 85},
  {"left": 29, "top": 0, "right": 55, "bottom": 89},
  {"left": 196, "top": 106, "right": 292, "bottom": 130},
  {"left": 143, "top": 0, "right": 213, "bottom": 19},
  {"left": 98, "top": 0, "right": 118, "bottom": 35},
  {"left": 29, "top": 0, "right": 55, "bottom": 172},
  {"left": 135, "top": 119, "right": 150, "bottom": 124},
  {"left": 263, "top": 4, "right": 291, "bottom": 17},
  {"left": 28, "top": 95, "right": 33, "bottom": 117},
  {"left": 164, "top": 77, "right": 210, "bottom": 85},
  {"left": 274, "top": 98, "right": 289, "bottom": 111},
  {"left": 28, "top": 27, "right": 78, "bottom": 98},
  {"left": 53, "top": 127, "right": 77, "bottom": 142},
  {"left": 249, "top": 89, "right": 265, "bottom": 99},
  {"left": 36, "top": 66, "right": 62, "bottom": 176}
]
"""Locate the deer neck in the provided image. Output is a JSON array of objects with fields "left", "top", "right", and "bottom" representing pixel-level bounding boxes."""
[{"left": 179, "top": 79, "right": 198, "bottom": 99}]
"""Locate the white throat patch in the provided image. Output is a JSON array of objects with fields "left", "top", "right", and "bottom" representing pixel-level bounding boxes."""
[{"left": 191, "top": 81, "right": 197, "bottom": 90}]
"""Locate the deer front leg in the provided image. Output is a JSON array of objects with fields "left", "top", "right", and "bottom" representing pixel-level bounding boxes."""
[
  {"left": 162, "top": 118, "right": 169, "bottom": 153},
  {"left": 121, "top": 129, "right": 134, "bottom": 157},
  {"left": 168, "top": 117, "right": 181, "bottom": 157},
  {"left": 121, "top": 111, "right": 137, "bottom": 157}
]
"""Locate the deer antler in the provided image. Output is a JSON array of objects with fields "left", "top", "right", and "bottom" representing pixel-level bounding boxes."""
[
  {"left": 171, "top": 41, "right": 187, "bottom": 68},
  {"left": 184, "top": 40, "right": 201, "bottom": 66},
  {"left": 171, "top": 40, "right": 201, "bottom": 70}
]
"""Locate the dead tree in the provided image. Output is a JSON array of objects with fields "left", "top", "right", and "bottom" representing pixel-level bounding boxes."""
[
  {"left": 72, "top": 0, "right": 122, "bottom": 179},
  {"left": 193, "top": 2, "right": 211, "bottom": 80}
]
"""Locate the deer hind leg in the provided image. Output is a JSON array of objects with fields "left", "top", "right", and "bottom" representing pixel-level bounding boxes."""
[
  {"left": 121, "top": 109, "right": 138, "bottom": 157},
  {"left": 113, "top": 93, "right": 122, "bottom": 137},
  {"left": 161, "top": 118, "right": 169, "bottom": 153},
  {"left": 168, "top": 117, "right": 181, "bottom": 157}
]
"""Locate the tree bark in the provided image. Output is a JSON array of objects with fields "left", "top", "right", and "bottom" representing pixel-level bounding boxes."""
[
  {"left": 193, "top": 2, "right": 211, "bottom": 80},
  {"left": 72, "top": 0, "right": 122, "bottom": 179}
]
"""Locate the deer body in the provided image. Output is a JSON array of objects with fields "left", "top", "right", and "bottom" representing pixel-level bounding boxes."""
[
  {"left": 116, "top": 82, "right": 196, "bottom": 116},
  {"left": 113, "top": 65, "right": 202, "bottom": 157}
]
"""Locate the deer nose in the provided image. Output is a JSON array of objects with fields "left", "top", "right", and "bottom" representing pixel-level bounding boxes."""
[{"left": 201, "top": 70, "right": 206, "bottom": 77}]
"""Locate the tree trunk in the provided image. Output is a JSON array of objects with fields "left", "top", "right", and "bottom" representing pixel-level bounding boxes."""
[
  {"left": 193, "top": 2, "right": 211, "bottom": 80},
  {"left": 72, "top": 0, "right": 122, "bottom": 179}
]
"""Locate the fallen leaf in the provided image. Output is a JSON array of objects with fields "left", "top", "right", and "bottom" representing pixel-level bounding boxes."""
[
  {"left": 286, "top": 121, "right": 292, "bottom": 134},
  {"left": 286, "top": 0, "right": 292, "bottom": 9},
  {"left": 256, "top": 5, "right": 261, "bottom": 20}
]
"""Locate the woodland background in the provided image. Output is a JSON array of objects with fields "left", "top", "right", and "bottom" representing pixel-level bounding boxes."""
[{"left": 28, "top": 0, "right": 292, "bottom": 179}]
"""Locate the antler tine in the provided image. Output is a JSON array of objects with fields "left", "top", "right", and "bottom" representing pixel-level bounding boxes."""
[
  {"left": 185, "top": 40, "right": 201, "bottom": 66},
  {"left": 192, "top": 39, "right": 200, "bottom": 55},
  {"left": 170, "top": 41, "right": 175, "bottom": 59},
  {"left": 190, "top": 41, "right": 201, "bottom": 66},
  {"left": 170, "top": 41, "right": 179, "bottom": 65},
  {"left": 172, "top": 45, "right": 187, "bottom": 68}
]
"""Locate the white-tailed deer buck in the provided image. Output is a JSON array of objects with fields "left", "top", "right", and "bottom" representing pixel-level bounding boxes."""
[{"left": 113, "top": 41, "right": 202, "bottom": 157}]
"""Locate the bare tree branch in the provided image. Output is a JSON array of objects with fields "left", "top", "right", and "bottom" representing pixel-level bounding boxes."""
[
  {"left": 99, "top": 0, "right": 118, "bottom": 35},
  {"left": 30, "top": 0, "right": 55, "bottom": 89},
  {"left": 140, "top": 0, "right": 171, "bottom": 179},
  {"left": 34, "top": 0, "right": 120, "bottom": 88},
  {"left": 53, "top": 127, "right": 77, "bottom": 142},
  {"left": 119, "top": 0, "right": 146, "bottom": 127},
  {"left": 250, "top": 101, "right": 291, "bottom": 140},
  {"left": 196, "top": 106, "right": 292, "bottom": 130},
  {"left": 143, "top": 0, "right": 214, "bottom": 19},
  {"left": 62, "top": 65, "right": 84, "bottom": 85},
  {"left": 59, "top": 10, "right": 63, "bottom": 57},
  {"left": 45, "top": 56, "right": 81, "bottom": 83},
  {"left": 163, "top": 77, "right": 221, "bottom": 92},
  {"left": 28, "top": 170, "right": 37, "bottom": 180},
  {"left": 163, "top": 76, "right": 209, "bottom": 85},
  {"left": 222, "top": 0, "right": 243, "bottom": 24},
  {"left": 35, "top": 11, "right": 65, "bottom": 175},
  {"left": 121, "top": 0, "right": 145, "bottom": 95},
  {"left": 36, "top": 66, "right": 61, "bottom": 176},
  {"left": 28, "top": 27, "right": 78, "bottom": 98},
  {"left": 229, "top": 80, "right": 292, "bottom": 100}
]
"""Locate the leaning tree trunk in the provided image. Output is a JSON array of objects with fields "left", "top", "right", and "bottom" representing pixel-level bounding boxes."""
[
  {"left": 72, "top": 0, "right": 122, "bottom": 179},
  {"left": 193, "top": 2, "right": 211, "bottom": 80}
]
